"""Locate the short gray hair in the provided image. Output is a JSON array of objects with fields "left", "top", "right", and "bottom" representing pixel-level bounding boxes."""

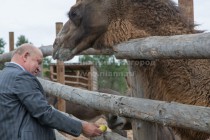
[{"left": 12, "top": 43, "right": 34, "bottom": 57}]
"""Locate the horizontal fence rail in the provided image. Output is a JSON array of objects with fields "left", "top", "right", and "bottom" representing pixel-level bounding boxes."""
[
  {"left": 1, "top": 32, "right": 210, "bottom": 135},
  {"left": 114, "top": 32, "right": 210, "bottom": 59},
  {"left": 38, "top": 78, "right": 210, "bottom": 134},
  {"left": 0, "top": 32, "right": 210, "bottom": 62},
  {"left": 0, "top": 46, "right": 113, "bottom": 63}
]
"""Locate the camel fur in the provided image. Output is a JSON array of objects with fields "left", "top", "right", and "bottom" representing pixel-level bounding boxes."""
[{"left": 52, "top": 0, "right": 210, "bottom": 139}]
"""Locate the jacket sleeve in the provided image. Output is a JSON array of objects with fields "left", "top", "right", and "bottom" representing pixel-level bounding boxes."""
[{"left": 13, "top": 72, "right": 82, "bottom": 137}]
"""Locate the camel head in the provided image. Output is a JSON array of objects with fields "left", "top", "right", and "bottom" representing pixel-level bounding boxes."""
[
  {"left": 53, "top": 0, "right": 112, "bottom": 61},
  {"left": 53, "top": 0, "right": 196, "bottom": 61}
]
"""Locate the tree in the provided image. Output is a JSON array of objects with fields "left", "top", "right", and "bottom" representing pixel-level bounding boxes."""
[
  {"left": 0, "top": 38, "right": 6, "bottom": 54},
  {"left": 16, "top": 35, "right": 30, "bottom": 47},
  {"left": 79, "top": 55, "right": 128, "bottom": 94},
  {"left": 0, "top": 38, "right": 6, "bottom": 69},
  {"left": 42, "top": 57, "right": 52, "bottom": 78}
]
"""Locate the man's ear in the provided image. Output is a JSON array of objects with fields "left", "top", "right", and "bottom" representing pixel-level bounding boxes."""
[{"left": 22, "top": 52, "right": 30, "bottom": 62}]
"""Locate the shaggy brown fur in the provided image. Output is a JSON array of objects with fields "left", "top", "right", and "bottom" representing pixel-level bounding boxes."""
[{"left": 52, "top": 0, "right": 210, "bottom": 139}]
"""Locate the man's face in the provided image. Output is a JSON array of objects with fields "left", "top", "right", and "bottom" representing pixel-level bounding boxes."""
[{"left": 24, "top": 51, "right": 43, "bottom": 76}]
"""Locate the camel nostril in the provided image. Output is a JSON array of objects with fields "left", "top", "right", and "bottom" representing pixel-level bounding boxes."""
[{"left": 110, "top": 115, "right": 118, "bottom": 121}]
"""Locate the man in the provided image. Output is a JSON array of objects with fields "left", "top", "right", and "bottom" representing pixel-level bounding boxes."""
[{"left": 0, "top": 43, "right": 102, "bottom": 140}]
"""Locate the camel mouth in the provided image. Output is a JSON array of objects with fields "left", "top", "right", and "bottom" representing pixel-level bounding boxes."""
[
  {"left": 107, "top": 115, "right": 128, "bottom": 130},
  {"left": 52, "top": 15, "right": 108, "bottom": 61},
  {"left": 52, "top": 20, "right": 78, "bottom": 61},
  {"left": 52, "top": 39, "right": 75, "bottom": 61},
  {"left": 109, "top": 122, "right": 126, "bottom": 130},
  {"left": 52, "top": 37, "right": 84, "bottom": 61},
  {"left": 52, "top": 38, "right": 78, "bottom": 61},
  {"left": 52, "top": 46, "right": 75, "bottom": 61},
  {"left": 52, "top": 36, "right": 77, "bottom": 61}
]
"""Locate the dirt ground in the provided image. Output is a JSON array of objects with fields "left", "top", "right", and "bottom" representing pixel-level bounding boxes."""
[
  {"left": 63, "top": 118, "right": 210, "bottom": 140},
  {"left": 65, "top": 117, "right": 133, "bottom": 140}
]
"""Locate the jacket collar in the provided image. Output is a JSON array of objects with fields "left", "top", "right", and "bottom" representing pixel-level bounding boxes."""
[{"left": 5, "top": 62, "right": 25, "bottom": 71}]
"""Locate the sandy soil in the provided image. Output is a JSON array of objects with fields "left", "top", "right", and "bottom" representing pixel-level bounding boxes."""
[{"left": 63, "top": 117, "right": 210, "bottom": 140}]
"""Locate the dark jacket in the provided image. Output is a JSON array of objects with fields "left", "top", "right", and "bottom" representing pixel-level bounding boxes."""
[{"left": 0, "top": 63, "right": 82, "bottom": 140}]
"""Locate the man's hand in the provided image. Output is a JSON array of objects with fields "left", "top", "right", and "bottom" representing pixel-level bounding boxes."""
[{"left": 81, "top": 121, "right": 103, "bottom": 137}]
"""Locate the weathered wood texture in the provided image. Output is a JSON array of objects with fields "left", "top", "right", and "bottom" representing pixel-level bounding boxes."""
[
  {"left": 56, "top": 22, "right": 66, "bottom": 113},
  {"left": 0, "top": 45, "right": 53, "bottom": 63},
  {"left": 50, "top": 63, "right": 98, "bottom": 91},
  {"left": 91, "top": 131, "right": 129, "bottom": 140},
  {"left": 114, "top": 32, "right": 210, "bottom": 60},
  {"left": 38, "top": 78, "right": 210, "bottom": 134},
  {"left": 57, "top": 60, "right": 66, "bottom": 112},
  {"left": 9, "top": 32, "right": 14, "bottom": 51},
  {"left": 178, "top": 0, "right": 194, "bottom": 23},
  {"left": 128, "top": 59, "right": 158, "bottom": 140},
  {"left": 55, "top": 130, "right": 69, "bottom": 140},
  {"left": 0, "top": 45, "right": 112, "bottom": 63},
  {"left": 1, "top": 33, "right": 210, "bottom": 62}
]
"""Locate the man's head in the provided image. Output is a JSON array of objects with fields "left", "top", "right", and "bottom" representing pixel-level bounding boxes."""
[{"left": 11, "top": 43, "right": 43, "bottom": 76}]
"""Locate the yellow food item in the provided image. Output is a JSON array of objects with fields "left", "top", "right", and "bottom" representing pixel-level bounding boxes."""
[{"left": 99, "top": 125, "right": 107, "bottom": 132}]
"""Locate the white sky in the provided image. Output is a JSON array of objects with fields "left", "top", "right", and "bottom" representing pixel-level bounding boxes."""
[{"left": 0, "top": 0, "right": 210, "bottom": 53}]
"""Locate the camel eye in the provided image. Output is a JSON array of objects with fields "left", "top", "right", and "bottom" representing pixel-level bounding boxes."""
[
  {"left": 68, "top": 10, "right": 77, "bottom": 19},
  {"left": 68, "top": 8, "right": 81, "bottom": 26}
]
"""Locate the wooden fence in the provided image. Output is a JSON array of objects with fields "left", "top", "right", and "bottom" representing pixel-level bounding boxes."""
[
  {"left": 1, "top": 30, "right": 210, "bottom": 139},
  {"left": 38, "top": 77, "right": 210, "bottom": 134},
  {"left": 1, "top": 32, "right": 210, "bottom": 62},
  {"left": 1, "top": 1, "right": 210, "bottom": 139}
]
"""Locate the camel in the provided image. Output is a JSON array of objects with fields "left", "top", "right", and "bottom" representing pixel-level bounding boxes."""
[
  {"left": 52, "top": 0, "right": 210, "bottom": 140},
  {"left": 106, "top": 76, "right": 180, "bottom": 140}
]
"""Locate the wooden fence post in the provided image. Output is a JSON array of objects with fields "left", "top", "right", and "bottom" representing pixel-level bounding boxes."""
[
  {"left": 178, "top": 0, "right": 194, "bottom": 24},
  {"left": 129, "top": 60, "right": 158, "bottom": 140},
  {"left": 9, "top": 32, "right": 14, "bottom": 51},
  {"left": 55, "top": 22, "right": 66, "bottom": 112}
]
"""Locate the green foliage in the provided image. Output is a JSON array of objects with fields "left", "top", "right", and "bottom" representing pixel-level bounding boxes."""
[
  {"left": 42, "top": 57, "right": 51, "bottom": 79},
  {"left": 0, "top": 38, "right": 6, "bottom": 54},
  {"left": 0, "top": 38, "right": 6, "bottom": 70},
  {"left": 43, "top": 68, "right": 51, "bottom": 79},
  {"left": 79, "top": 55, "right": 128, "bottom": 94},
  {"left": 16, "top": 35, "right": 30, "bottom": 47},
  {"left": 43, "top": 57, "right": 51, "bottom": 69}
]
